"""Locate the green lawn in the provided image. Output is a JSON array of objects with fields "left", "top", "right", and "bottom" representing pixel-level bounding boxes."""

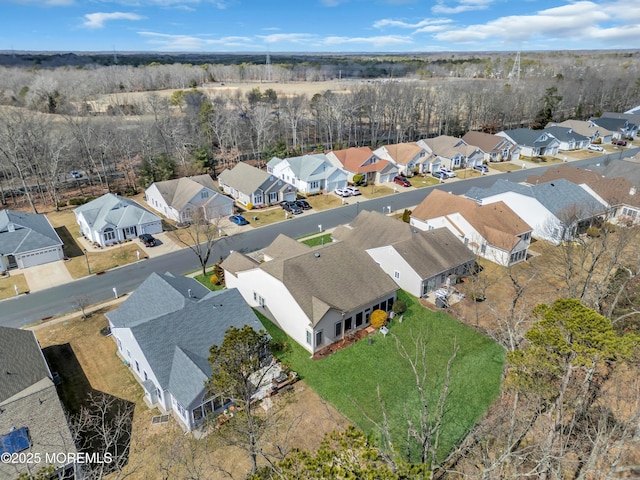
[
  {"left": 299, "top": 233, "right": 333, "bottom": 247},
  {"left": 259, "top": 291, "right": 505, "bottom": 463},
  {"left": 194, "top": 271, "right": 226, "bottom": 290}
]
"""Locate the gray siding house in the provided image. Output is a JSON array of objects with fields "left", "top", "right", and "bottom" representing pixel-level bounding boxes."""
[{"left": 218, "top": 162, "right": 296, "bottom": 207}]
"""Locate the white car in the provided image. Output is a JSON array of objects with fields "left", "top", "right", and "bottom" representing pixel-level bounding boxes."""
[
  {"left": 587, "top": 144, "right": 604, "bottom": 152},
  {"left": 345, "top": 186, "right": 361, "bottom": 196},
  {"left": 438, "top": 167, "right": 457, "bottom": 178},
  {"left": 334, "top": 188, "right": 351, "bottom": 197}
]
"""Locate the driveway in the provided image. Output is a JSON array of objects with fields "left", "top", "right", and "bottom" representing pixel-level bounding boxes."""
[{"left": 22, "top": 260, "right": 74, "bottom": 293}]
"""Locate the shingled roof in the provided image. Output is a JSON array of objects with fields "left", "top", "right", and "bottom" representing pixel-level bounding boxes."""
[
  {"left": 106, "top": 273, "right": 261, "bottom": 409},
  {"left": 0, "top": 328, "right": 50, "bottom": 403},
  {"left": 74, "top": 193, "right": 160, "bottom": 231},
  {"left": 412, "top": 189, "right": 532, "bottom": 251},
  {"left": 150, "top": 174, "right": 219, "bottom": 210},
  {"left": 0, "top": 210, "right": 63, "bottom": 256}
]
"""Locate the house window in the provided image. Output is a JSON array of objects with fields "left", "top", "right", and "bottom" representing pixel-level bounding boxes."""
[
  {"left": 269, "top": 192, "right": 278, "bottom": 203},
  {"left": 123, "top": 226, "right": 136, "bottom": 237},
  {"left": 309, "top": 181, "right": 319, "bottom": 189},
  {"left": 365, "top": 308, "right": 371, "bottom": 323},
  {"left": 315, "top": 330, "right": 323, "bottom": 348},
  {"left": 193, "top": 406, "right": 203, "bottom": 422},
  {"left": 388, "top": 297, "right": 394, "bottom": 310},
  {"left": 143, "top": 371, "right": 148, "bottom": 381},
  {"left": 335, "top": 322, "right": 342, "bottom": 337},
  {"left": 394, "top": 270, "right": 400, "bottom": 279},
  {"left": 480, "top": 243, "right": 487, "bottom": 254},
  {"left": 306, "top": 330, "right": 312, "bottom": 345},
  {"left": 104, "top": 228, "right": 116, "bottom": 242},
  {"left": 126, "top": 349, "right": 131, "bottom": 358},
  {"left": 201, "top": 191, "right": 209, "bottom": 199},
  {"left": 157, "top": 388, "right": 162, "bottom": 400},
  {"left": 373, "top": 304, "right": 379, "bottom": 312},
  {"left": 622, "top": 207, "right": 638, "bottom": 219},
  {"left": 116, "top": 338, "right": 122, "bottom": 350},
  {"left": 135, "top": 361, "right": 139, "bottom": 372},
  {"left": 355, "top": 312, "right": 363, "bottom": 327},
  {"left": 254, "top": 193, "right": 263, "bottom": 204},
  {"left": 380, "top": 300, "right": 387, "bottom": 312},
  {"left": 344, "top": 317, "right": 352, "bottom": 331}
]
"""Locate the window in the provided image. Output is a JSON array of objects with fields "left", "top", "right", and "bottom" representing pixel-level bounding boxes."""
[
  {"left": 123, "top": 226, "right": 136, "bottom": 236},
  {"left": 388, "top": 297, "right": 394, "bottom": 310},
  {"left": 480, "top": 243, "right": 487, "bottom": 254},
  {"left": 306, "top": 330, "right": 312, "bottom": 345},
  {"left": 315, "top": 330, "right": 323, "bottom": 347},
  {"left": 373, "top": 304, "right": 379, "bottom": 311},
  {"left": 344, "top": 317, "right": 352, "bottom": 331},
  {"left": 335, "top": 322, "right": 342, "bottom": 337},
  {"left": 157, "top": 388, "right": 162, "bottom": 400},
  {"left": 394, "top": 270, "right": 400, "bottom": 279},
  {"left": 201, "top": 190, "right": 209, "bottom": 199},
  {"left": 622, "top": 207, "right": 638, "bottom": 219},
  {"left": 104, "top": 228, "right": 116, "bottom": 242},
  {"left": 269, "top": 192, "right": 278, "bottom": 203},
  {"left": 135, "top": 361, "right": 139, "bottom": 372},
  {"left": 143, "top": 371, "right": 148, "bottom": 381},
  {"left": 355, "top": 312, "right": 363, "bottom": 327},
  {"left": 126, "top": 349, "right": 131, "bottom": 358},
  {"left": 365, "top": 308, "right": 371, "bottom": 323},
  {"left": 380, "top": 300, "right": 387, "bottom": 312}
]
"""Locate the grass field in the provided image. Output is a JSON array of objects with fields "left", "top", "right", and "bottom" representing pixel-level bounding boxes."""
[
  {"left": 0, "top": 273, "right": 29, "bottom": 299},
  {"left": 299, "top": 233, "right": 333, "bottom": 247},
  {"left": 261, "top": 290, "right": 505, "bottom": 463}
]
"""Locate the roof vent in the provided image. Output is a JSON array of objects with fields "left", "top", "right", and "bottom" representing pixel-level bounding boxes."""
[
  {"left": 631, "top": 187, "right": 637, "bottom": 195},
  {"left": 188, "top": 289, "right": 192, "bottom": 298},
  {"left": 7, "top": 223, "right": 15, "bottom": 232},
  {"left": 314, "top": 252, "right": 320, "bottom": 258}
]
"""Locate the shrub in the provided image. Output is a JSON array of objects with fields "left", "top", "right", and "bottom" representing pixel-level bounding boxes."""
[
  {"left": 370, "top": 309, "right": 388, "bottom": 329},
  {"left": 586, "top": 226, "right": 601, "bottom": 238},
  {"left": 402, "top": 209, "right": 412, "bottom": 223},
  {"left": 352, "top": 173, "right": 365, "bottom": 186},
  {"left": 56, "top": 201, "right": 67, "bottom": 208},
  {"left": 391, "top": 299, "right": 407, "bottom": 315},
  {"left": 603, "top": 222, "right": 617, "bottom": 233},
  {"left": 210, "top": 274, "right": 219, "bottom": 285},
  {"left": 68, "top": 197, "right": 88, "bottom": 206},
  {"left": 247, "top": 202, "right": 253, "bottom": 210}
]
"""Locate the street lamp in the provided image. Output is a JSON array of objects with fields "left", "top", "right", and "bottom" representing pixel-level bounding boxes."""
[{"left": 83, "top": 248, "right": 91, "bottom": 274}]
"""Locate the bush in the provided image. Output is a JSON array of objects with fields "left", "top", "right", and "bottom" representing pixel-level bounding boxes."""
[
  {"left": 246, "top": 202, "right": 253, "bottom": 210},
  {"left": 56, "top": 201, "right": 67, "bottom": 208},
  {"left": 210, "top": 274, "right": 219, "bottom": 285},
  {"left": 391, "top": 299, "right": 406, "bottom": 315},
  {"left": 586, "top": 226, "right": 601, "bottom": 238},
  {"left": 352, "top": 173, "right": 365, "bottom": 186},
  {"left": 68, "top": 197, "right": 89, "bottom": 206},
  {"left": 370, "top": 309, "right": 388, "bottom": 329},
  {"left": 402, "top": 209, "right": 412, "bottom": 223}
]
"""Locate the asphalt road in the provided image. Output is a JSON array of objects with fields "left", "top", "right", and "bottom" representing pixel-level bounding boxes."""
[{"left": 1, "top": 150, "right": 636, "bottom": 328}]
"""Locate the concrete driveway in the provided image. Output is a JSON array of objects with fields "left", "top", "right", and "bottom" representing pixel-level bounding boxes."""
[{"left": 21, "top": 260, "right": 74, "bottom": 293}]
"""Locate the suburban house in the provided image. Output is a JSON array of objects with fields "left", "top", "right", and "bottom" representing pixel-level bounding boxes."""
[
  {"left": 525, "top": 164, "right": 640, "bottom": 225},
  {"left": 548, "top": 119, "right": 613, "bottom": 144},
  {"left": 266, "top": 154, "right": 348, "bottom": 195},
  {"left": 462, "top": 131, "right": 519, "bottom": 162},
  {"left": 543, "top": 126, "right": 590, "bottom": 151},
  {"left": 106, "top": 272, "right": 263, "bottom": 432},
  {"left": 222, "top": 236, "right": 398, "bottom": 355},
  {"left": 145, "top": 174, "right": 234, "bottom": 223},
  {"left": 410, "top": 190, "right": 532, "bottom": 267},
  {"left": 588, "top": 116, "right": 638, "bottom": 140},
  {"left": 218, "top": 162, "right": 296, "bottom": 207},
  {"left": 417, "top": 135, "right": 485, "bottom": 170},
  {"left": 496, "top": 128, "right": 561, "bottom": 158},
  {"left": 74, "top": 193, "right": 162, "bottom": 247},
  {"left": 0, "top": 210, "right": 64, "bottom": 273},
  {"left": 373, "top": 142, "right": 432, "bottom": 176},
  {"left": 465, "top": 178, "right": 607, "bottom": 244},
  {"left": 0, "top": 327, "right": 77, "bottom": 479},
  {"left": 325, "top": 147, "right": 398, "bottom": 185},
  {"left": 332, "top": 210, "right": 475, "bottom": 297}
]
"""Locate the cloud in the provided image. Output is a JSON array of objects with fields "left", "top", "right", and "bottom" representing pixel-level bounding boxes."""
[
  {"left": 321, "top": 35, "right": 413, "bottom": 48},
  {"left": 257, "top": 33, "right": 318, "bottom": 45},
  {"left": 11, "top": 0, "right": 75, "bottom": 5},
  {"left": 432, "top": 0, "right": 494, "bottom": 14},
  {"left": 138, "top": 31, "right": 255, "bottom": 50},
  {"left": 433, "top": 1, "right": 619, "bottom": 47},
  {"left": 83, "top": 12, "right": 143, "bottom": 29},
  {"left": 373, "top": 18, "right": 452, "bottom": 29}
]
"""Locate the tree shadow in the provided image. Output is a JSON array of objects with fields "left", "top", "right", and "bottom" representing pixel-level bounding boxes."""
[
  {"left": 54, "top": 226, "right": 84, "bottom": 258},
  {"left": 43, "top": 343, "right": 135, "bottom": 475}
]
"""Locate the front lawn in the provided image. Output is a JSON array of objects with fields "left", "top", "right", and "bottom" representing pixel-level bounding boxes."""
[
  {"left": 260, "top": 290, "right": 505, "bottom": 463},
  {"left": 299, "top": 233, "right": 333, "bottom": 247}
]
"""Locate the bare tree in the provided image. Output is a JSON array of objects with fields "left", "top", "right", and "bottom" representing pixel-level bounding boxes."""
[{"left": 168, "top": 209, "right": 222, "bottom": 276}]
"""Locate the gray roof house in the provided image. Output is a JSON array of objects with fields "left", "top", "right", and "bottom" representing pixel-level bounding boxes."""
[
  {"left": 548, "top": 120, "right": 613, "bottom": 144},
  {"left": 589, "top": 116, "right": 638, "bottom": 139},
  {"left": 589, "top": 155, "right": 640, "bottom": 188},
  {"left": 543, "top": 126, "right": 590, "bottom": 151},
  {"left": 106, "top": 272, "right": 263, "bottom": 432},
  {"left": 465, "top": 178, "right": 607, "bottom": 244},
  {"left": 462, "top": 131, "right": 519, "bottom": 162},
  {"left": 145, "top": 174, "right": 234, "bottom": 223},
  {"left": 74, "top": 193, "right": 163, "bottom": 247},
  {"left": 0, "top": 327, "right": 78, "bottom": 479},
  {"left": 218, "top": 162, "right": 297, "bottom": 207},
  {"left": 222, "top": 238, "right": 398, "bottom": 355},
  {"left": 266, "top": 154, "right": 348, "bottom": 195},
  {"left": 418, "top": 135, "right": 485, "bottom": 170},
  {"left": 0, "top": 209, "right": 64, "bottom": 272},
  {"left": 332, "top": 210, "right": 475, "bottom": 297},
  {"left": 496, "top": 128, "right": 560, "bottom": 158}
]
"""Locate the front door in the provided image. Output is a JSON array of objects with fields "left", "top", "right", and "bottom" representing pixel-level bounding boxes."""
[{"left": 7, "top": 255, "right": 17, "bottom": 269}]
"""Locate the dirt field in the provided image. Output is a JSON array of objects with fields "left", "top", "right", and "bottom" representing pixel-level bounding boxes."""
[{"left": 32, "top": 310, "right": 348, "bottom": 480}]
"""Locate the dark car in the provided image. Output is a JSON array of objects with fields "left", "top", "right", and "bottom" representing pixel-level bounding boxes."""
[
  {"left": 295, "top": 199, "right": 312, "bottom": 210},
  {"left": 281, "top": 201, "right": 303, "bottom": 214},
  {"left": 229, "top": 215, "right": 249, "bottom": 226},
  {"left": 393, "top": 176, "right": 411, "bottom": 187},
  {"left": 612, "top": 139, "right": 627, "bottom": 147},
  {"left": 139, "top": 233, "right": 156, "bottom": 247}
]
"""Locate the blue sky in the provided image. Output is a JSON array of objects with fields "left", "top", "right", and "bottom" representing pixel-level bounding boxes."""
[{"left": 1, "top": 0, "right": 638, "bottom": 53}]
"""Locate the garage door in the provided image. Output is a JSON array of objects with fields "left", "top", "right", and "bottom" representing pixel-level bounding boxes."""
[{"left": 19, "top": 247, "right": 62, "bottom": 268}]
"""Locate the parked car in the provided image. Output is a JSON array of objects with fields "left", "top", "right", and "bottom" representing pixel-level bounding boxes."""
[
  {"left": 393, "top": 176, "right": 411, "bottom": 187},
  {"left": 587, "top": 144, "right": 604, "bottom": 152},
  {"left": 612, "top": 139, "right": 628, "bottom": 147},
  {"left": 345, "top": 186, "right": 361, "bottom": 196},
  {"left": 474, "top": 164, "right": 489, "bottom": 173},
  {"left": 70, "top": 170, "right": 82, "bottom": 179},
  {"left": 295, "top": 199, "right": 312, "bottom": 210},
  {"left": 438, "top": 167, "right": 457, "bottom": 178},
  {"left": 431, "top": 170, "right": 447, "bottom": 180},
  {"left": 139, "top": 233, "right": 157, "bottom": 247},
  {"left": 229, "top": 215, "right": 249, "bottom": 226},
  {"left": 334, "top": 188, "right": 351, "bottom": 197},
  {"left": 281, "top": 201, "right": 303, "bottom": 214}
]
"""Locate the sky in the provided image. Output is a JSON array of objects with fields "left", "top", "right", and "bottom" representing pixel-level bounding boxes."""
[{"left": 0, "top": 0, "right": 638, "bottom": 53}]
